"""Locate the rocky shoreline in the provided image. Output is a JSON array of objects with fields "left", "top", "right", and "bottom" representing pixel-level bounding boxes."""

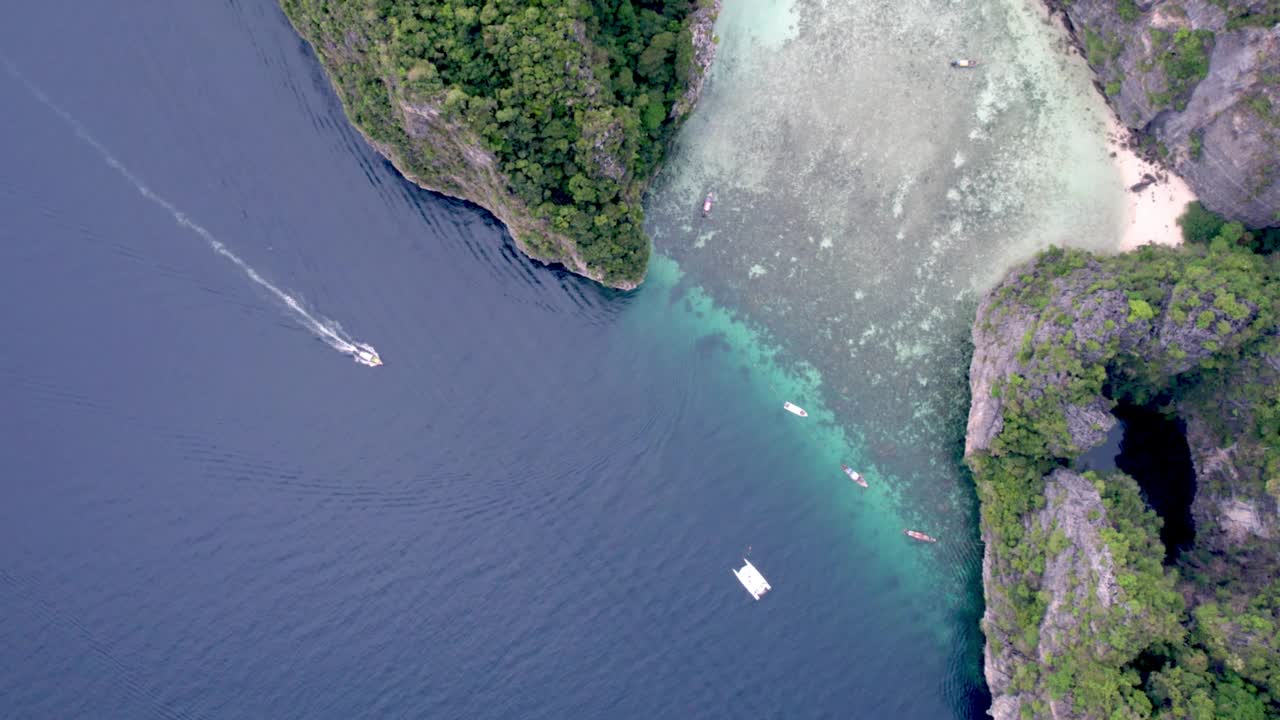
[
  {"left": 965, "top": 243, "right": 1279, "bottom": 717},
  {"left": 961, "top": 4, "right": 1280, "bottom": 714},
  {"left": 282, "top": 0, "right": 721, "bottom": 291},
  {"left": 1043, "top": 0, "right": 1280, "bottom": 229}
]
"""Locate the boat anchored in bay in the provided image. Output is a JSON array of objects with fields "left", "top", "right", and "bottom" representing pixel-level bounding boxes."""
[
  {"left": 783, "top": 401, "right": 808, "bottom": 417},
  {"left": 733, "top": 558, "right": 772, "bottom": 600},
  {"left": 842, "top": 464, "right": 868, "bottom": 488}
]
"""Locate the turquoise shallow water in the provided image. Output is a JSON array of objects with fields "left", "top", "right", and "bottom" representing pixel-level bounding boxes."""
[
  {"left": 639, "top": 254, "right": 990, "bottom": 693},
  {"left": 639, "top": 0, "right": 1137, "bottom": 709},
  {"left": 0, "top": 1, "right": 992, "bottom": 717},
  {"left": 649, "top": 0, "right": 1127, "bottom": 469}
]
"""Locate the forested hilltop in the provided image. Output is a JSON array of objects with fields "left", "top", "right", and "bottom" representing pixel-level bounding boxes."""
[
  {"left": 281, "top": 0, "right": 720, "bottom": 288},
  {"left": 966, "top": 217, "right": 1280, "bottom": 718}
]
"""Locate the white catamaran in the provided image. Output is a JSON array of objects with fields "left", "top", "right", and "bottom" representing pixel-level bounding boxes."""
[{"left": 733, "top": 559, "right": 772, "bottom": 600}]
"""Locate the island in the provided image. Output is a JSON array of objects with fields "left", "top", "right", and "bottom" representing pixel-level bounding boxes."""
[
  {"left": 281, "top": 0, "right": 721, "bottom": 289},
  {"left": 962, "top": 4, "right": 1280, "bottom": 716},
  {"left": 967, "top": 226, "right": 1278, "bottom": 717}
]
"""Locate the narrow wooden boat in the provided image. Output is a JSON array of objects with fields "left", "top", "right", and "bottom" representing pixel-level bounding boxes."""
[
  {"left": 904, "top": 529, "right": 938, "bottom": 543},
  {"left": 842, "top": 464, "right": 868, "bottom": 488}
]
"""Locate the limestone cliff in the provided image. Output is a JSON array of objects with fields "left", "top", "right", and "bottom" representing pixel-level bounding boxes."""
[
  {"left": 281, "top": 0, "right": 721, "bottom": 289},
  {"left": 966, "top": 245, "right": 1280, "bottom": 718},
  {"left": 1049, "top": 0, "right": 1280, "bottom": 228}
]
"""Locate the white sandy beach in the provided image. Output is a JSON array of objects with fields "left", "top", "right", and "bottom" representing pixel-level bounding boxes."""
[
  {"left": 1033, "top": 0, "right": 1196, "bottom": 253},
  {"left": 1105, "top": 117, "right": 1197, "bottom": 252}
]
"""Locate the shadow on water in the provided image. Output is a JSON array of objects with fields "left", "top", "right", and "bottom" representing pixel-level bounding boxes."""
[
  {"left": 372, "top": 151, "right": 637, "bottom": 324},
  {"left": 1114, "top": 404, "right": 1197, "bottom": 563},
  {"left": 1076, "top": 402, "right": 1198, "bottom": 564}
]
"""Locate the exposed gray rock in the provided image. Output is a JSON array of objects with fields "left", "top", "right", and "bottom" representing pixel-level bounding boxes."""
[
  {"left": 671, "top": 0, "right": 722, "bottom": 120},
  {"left": 982, "top": 545, "right": 1021, "bottom": 720},
  {"left": 965, "top": 290, "right": 1022, "bottom": 456},
  {"left": 966, "top": 250, "right": 1266, "bottom": 460},
  {"left": 982, "top": 469, "right": 1124, "bottom": 719},
  {"left": 1220, "top": 496, "right": 1270, "bottom": 540},
  {"left": 1052, "top": 0, "right": 1280, "bottom": 227},
  {"left": 1064, "top": 401, "right": 1118, "bottom": 452},
  {"left": 988, "top": 696, "right": 1020, "bottom": 720},
  {"left": 1180, "top": 340, "right": 1280, "bottom": 551},
  {"left": 1038, "top": 471, "right": 1119, "bottom": 647},
  {"left": 967, "top": 248, "right": 1279, "bottom": 718},
  {"left": 1039, "top": 470, "right": 1119, "bottom": 719}
]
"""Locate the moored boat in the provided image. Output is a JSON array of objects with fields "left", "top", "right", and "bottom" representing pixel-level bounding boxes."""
[
  {"left": 702, "top": 191, "right": 716, "bottom": 216},
  {"left": 950, "top": 58, "right": 979, "bottom": 68},
  {"left": 842, "top": 464, "right": 868, "bottom": 488},
  {"left": 783, "top": 401, "right": 808, "bottom": 417},
  {"left": 733, "top": 558, "right": 772, "bottom": 600},
  {"left": 904, "top": 529, "right": 938, "bottom": 543}
]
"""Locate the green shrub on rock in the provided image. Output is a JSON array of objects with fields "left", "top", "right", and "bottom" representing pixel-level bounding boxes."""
[
  {"left": 283, "top": 0, "right": 718, "bottom": 287},
  {"left": 970, "top": 241, "right": 1280, "bottom": 717}
]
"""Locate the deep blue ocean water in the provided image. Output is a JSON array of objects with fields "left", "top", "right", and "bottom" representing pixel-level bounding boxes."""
[{"left": 0, "top": 2, "right": 986, "bottom": 717}]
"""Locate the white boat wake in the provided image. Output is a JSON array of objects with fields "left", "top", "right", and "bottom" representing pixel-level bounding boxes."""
[{"left": 4, "top": 58, "right": 381, "bottom": 368}]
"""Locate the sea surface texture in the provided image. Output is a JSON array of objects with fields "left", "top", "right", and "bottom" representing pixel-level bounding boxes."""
[
  {"left": 1, "top": 1, "right": 1125, "bottom": 718},
  {"left": 644, "top": 0, "right": 1131, "bottom": 693}
]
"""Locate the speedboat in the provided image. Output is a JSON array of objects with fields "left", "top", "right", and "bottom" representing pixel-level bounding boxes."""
[
  {"left": 702, "top": 191, "right": 716, "bottom": 216},
  {"left": 950, "top": 59, "right": 979, "bottom": 68},
  {"left": 842, "top": 464, "right": 868, "bottom": 488},
  {"left": 733, "top": 558, "right": 772, "bottom": 600},
  {"left": 353, "top": 346, "right": 383, "bottom": 367},
  {"left": 783, "top": 401, "right": 808, "bottom": 417},
  {"left": 904, "top": 529, "right": 938, "bottom": 543}
]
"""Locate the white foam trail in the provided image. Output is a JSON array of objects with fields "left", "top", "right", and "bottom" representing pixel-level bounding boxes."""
[{"left": 3, "top": 57, "right": 380, "bottom": 367}]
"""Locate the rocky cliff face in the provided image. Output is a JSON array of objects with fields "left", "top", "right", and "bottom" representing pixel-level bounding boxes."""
[
  {"left": 672, "top": 0, "right": 721, "bottom": 121},
  {"left": 1178, "top": 334, "right": 1280, "bottom": 553},
  {"left": 282, "top": 0, "right": 721, "bottom": 290},
  {"left": 376, "top": 99, "right": 604, "bottom": 282},
  {"left": 1051, "top": 0, "right": 1280, "bottom": 227},
  {"left": 983, "top": 469, "right": 1124, "bottom": 720},
  {"left": 966, "top": 246, "right": 1280, "bottom": 717}
]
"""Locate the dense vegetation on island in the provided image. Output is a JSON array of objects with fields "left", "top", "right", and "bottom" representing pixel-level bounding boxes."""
[
  {"left": 281, "top": 0, "right": 717, "bottom": 287},
  {"left": 967, "top": 215, "right": 1280, "bottom": 717}
]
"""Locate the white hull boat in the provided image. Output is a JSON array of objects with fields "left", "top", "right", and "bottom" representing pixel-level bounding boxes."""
[
  {"left": 842, "top": 464, "right": 868, "bottom": 488},
  {"left": 352, "top": 345, "right": 383, "bottom": 367},
  {"left": 783, "top": 401, "right": 808, "bottom": 417},
  {"left": 733, "top": 559, "right": 772, "bottom": 600}
]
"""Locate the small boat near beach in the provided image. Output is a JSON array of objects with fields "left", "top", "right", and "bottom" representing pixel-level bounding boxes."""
[
  {"left": 702, "top": 191, "right": 716, "bottom": 217},
  {"left": 733, "top": 558, "right": 772, "bottom": 600},
  {"left": 950, "top": 59, "right": 979, "bottom": 68},
  {"left": 842, "top": 464, "right": 868, "bottom": 488},
  {"left": 904, "top": 529, "right": 938, "bottom": 543},
  {"left": 783, "top": 401, "right": 808, "bottom": 417}
]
